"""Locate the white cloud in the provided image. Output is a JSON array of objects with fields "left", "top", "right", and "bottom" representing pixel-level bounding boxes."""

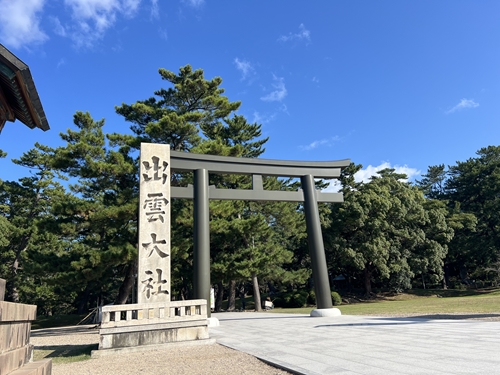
[
  {"left": 446, "top": 98, "right": 479, "bottom": 114},
  {"left": 51, "top": 17, "right": 67, "bottom": 37},
  {"left": 0, "top": 0, "right": 48, "bottom": 49},
  {"left": 261, "top": 75, "right": 287, "bottom": 102},
  {"left": 183, "top": 0, "right": 204, "bottom": 8},
  {"left": 61, "top": 0, "right": 142, "bottom": 48},
  {"left": 355, "top": 162, "right": 420, "bottom": 183},
  {"left": 280, "top": 104, "right": 290, "bottom": 115},
  {"left": 158, "top": 27, "right": 168, "bottom": 41},
  {"left": 234, "top": 58, "right": 255, "bottom": 81},
  {"left": 299, "top": 136, "right": 340, "bottom": 151},
  {"left": 278, "top": 23, "right": 310, "bottom": 43},
  {"left": 323, "top": 180, "right": 342, "bottom": 193},
  {"left": 323, "top": 162, "right": 421, "bottom": 193},
  {"left": 122, "top": 0, "right": 141, "bottom": 17},
  {"left": 150, "top": 0, "right": 159, "bottom": 19},
  {"left": 252, "top": 111, "right": 276, "bottom": 124},
  {"left": 56, "top": 58, "right": 66, "bottom": 68}
]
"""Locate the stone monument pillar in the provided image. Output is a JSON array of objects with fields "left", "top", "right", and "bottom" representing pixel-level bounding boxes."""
[
  {"left": 138, "top": 143, "right": 171, "bottom": 304},
  {"left": 93, "top": 144, "right": 211, "bottom": 356}
]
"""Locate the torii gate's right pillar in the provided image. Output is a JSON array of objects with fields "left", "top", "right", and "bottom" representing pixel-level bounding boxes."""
[
  {"left": 301, "top": 174, "right": 333, "bottom": 310},
  {"left": 193, "top": 168, "right": 211, "bottom": 317}
]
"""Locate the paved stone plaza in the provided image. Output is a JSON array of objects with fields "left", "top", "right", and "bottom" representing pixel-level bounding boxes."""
[{"left": 210, "top": 312, "right": 500, "bottom": 375}]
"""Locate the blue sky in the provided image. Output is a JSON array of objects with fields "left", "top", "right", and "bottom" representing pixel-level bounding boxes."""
[{"left": 1, "top": 1, "right": 499, "bottom": 189}]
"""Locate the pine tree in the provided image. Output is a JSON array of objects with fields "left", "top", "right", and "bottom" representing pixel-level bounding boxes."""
[
  {"left": 0, "top": 147, "right": 68, "bottom": 303},
  {"left": 26, "top": 112, "right": 140, "bottom": 311},
  {"left": 115, "top": 65, "right": 293, "bottom": 307},
  {"left": 114, "top": 65, "right": 240, "bottom": 151}
]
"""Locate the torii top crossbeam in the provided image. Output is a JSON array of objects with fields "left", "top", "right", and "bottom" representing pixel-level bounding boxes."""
[{"left": 170, "top": 150, "right": 350, "bottom": 202}]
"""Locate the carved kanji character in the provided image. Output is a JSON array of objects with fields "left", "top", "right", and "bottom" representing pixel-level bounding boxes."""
[
  {"left": 142, "top": 156, "right": 168, "bottom": 184},
  {"left": 141, "top": 269, "right": 169, "bottom": 299},
  {"left": 143, "top": 192, "right": 169, "bottom": 223},
  {"left": 141, "top": 233, "right": 169, "bottom": 258}
]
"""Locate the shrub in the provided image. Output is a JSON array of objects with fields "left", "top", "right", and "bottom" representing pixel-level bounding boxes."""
[
  {"left": 331, "top": 291, "right": 342, "bottom": 306},
  {"left": 272, "top": 296, "right": 284, "bottom": 308},
  {"left": 285, "top": 292, "right": 306, "bottom": 308},
  {"left": 273, "top": 291, "right": 309, "bottom": 308},
  {"left": 307, "top": 290, "right": 316, "bottom": 305},
  {"left": 306, "top": 290, "right": 342, "bottom": 307}
]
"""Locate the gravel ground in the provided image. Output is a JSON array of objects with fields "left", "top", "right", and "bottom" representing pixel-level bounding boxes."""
[{"left": 30, "top": 325, "right": 291, "bottom": 375}]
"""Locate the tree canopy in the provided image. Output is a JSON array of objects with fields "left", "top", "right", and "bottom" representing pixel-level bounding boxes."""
[
  {"left": 326, "top": 166, "right": 453, "bottom": 295},
  {"left": 0, "top": 65, "right": 498, "bottom": 314}
]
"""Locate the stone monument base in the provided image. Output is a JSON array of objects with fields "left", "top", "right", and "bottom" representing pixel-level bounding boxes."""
[
  {"left": 93, "top": 299, "right": 211, "bottom": 357},
  {"left": 310, "top": 308, "right": 342, "bottom": 317}
]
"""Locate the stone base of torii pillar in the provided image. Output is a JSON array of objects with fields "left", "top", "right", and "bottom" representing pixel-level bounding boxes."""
[{"left": 310, "top": 308, "right": 342, "bottom": 317}]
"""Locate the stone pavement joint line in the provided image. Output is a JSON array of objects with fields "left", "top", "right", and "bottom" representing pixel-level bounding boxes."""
[{"left": 209, "top": 312, "right": 500, "bottom": 375}]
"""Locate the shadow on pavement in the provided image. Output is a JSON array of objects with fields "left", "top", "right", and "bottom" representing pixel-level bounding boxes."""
[
  {"left": 314, "top": 314, "right": 500, "bottom": 328},
  {"left": 217, "top": 314, "right": 309, "bottom": 322},
  {"left": 31, "top": 325, "right": 99, "bottom": 337},
  {"left": 380, "top": 313, "right": 500, "bottom": 321}
]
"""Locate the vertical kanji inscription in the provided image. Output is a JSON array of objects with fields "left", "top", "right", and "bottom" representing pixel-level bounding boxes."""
[{"left": 138, "top": 143, "right": 171, "bottom": 304}]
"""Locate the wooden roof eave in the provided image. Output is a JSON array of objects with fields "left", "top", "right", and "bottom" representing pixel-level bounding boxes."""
[{"left": 0, "top": 44, "right": 50, "bottom": 131}]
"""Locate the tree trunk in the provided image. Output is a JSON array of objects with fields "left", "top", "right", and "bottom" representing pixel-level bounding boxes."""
[
  {"left": 179, "top": 277, "right": 190, "bottom": 300},
  {"left": 363, "top": 267, "right": 372, "bottom": 296},
  {"left": 215, "top": 282, "right": 224, "bottom": 312},
  {"left": 421, "top": 273, "right": 426, "bottom": 290},
  {"left": 252, "top": 273, "right": 262, "bottom": 311},
  {"left": 77, "top": 285, "right": 91, "bottom": 314},
  {"left": 10, "top": 237, "right": 29, "bottom": 303},
  {"left": 227, "top": 279, "right": 236, "bottom": 311},
  {"left": 239, "top": 283, "right": 246, "bottom": 311},
  {"left": 114, "top": 260, "right": 137, "bottom": 305},
  {"left": 442, "top": 264, "right": 449, "bottom": 289},
  {"left": 10, "top": 259, "right": 19, "bottom": 303}
]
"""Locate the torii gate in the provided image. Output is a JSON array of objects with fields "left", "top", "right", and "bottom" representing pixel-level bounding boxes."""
[{"left": 169, "top": 150, "right": 350, "bottom": 317}]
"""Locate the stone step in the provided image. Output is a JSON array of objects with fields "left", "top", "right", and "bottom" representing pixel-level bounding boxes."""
[
  {"left": 0, "top": 345, "right": 32, "bottom": 375},
  {"left": 0, "top": 322, "right": 31, "bottom": 354},
  {"left": 0, "top": 301, "right": 37, "bottom": 322},
  {"left": 7, "top": 359, "right": 52, "bottom": 375}
]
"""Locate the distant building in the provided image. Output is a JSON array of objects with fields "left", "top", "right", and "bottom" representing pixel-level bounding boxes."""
[{"left": 0, "top": 44, "right": 49, "bottom": 133}]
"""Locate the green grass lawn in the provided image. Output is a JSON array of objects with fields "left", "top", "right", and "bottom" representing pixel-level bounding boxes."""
[
  {"left": 33, "top": 344, "right": 98, "bottom": 364},
  {"left": 270, "top": 288, "right": 500, "bottom": 316}
]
